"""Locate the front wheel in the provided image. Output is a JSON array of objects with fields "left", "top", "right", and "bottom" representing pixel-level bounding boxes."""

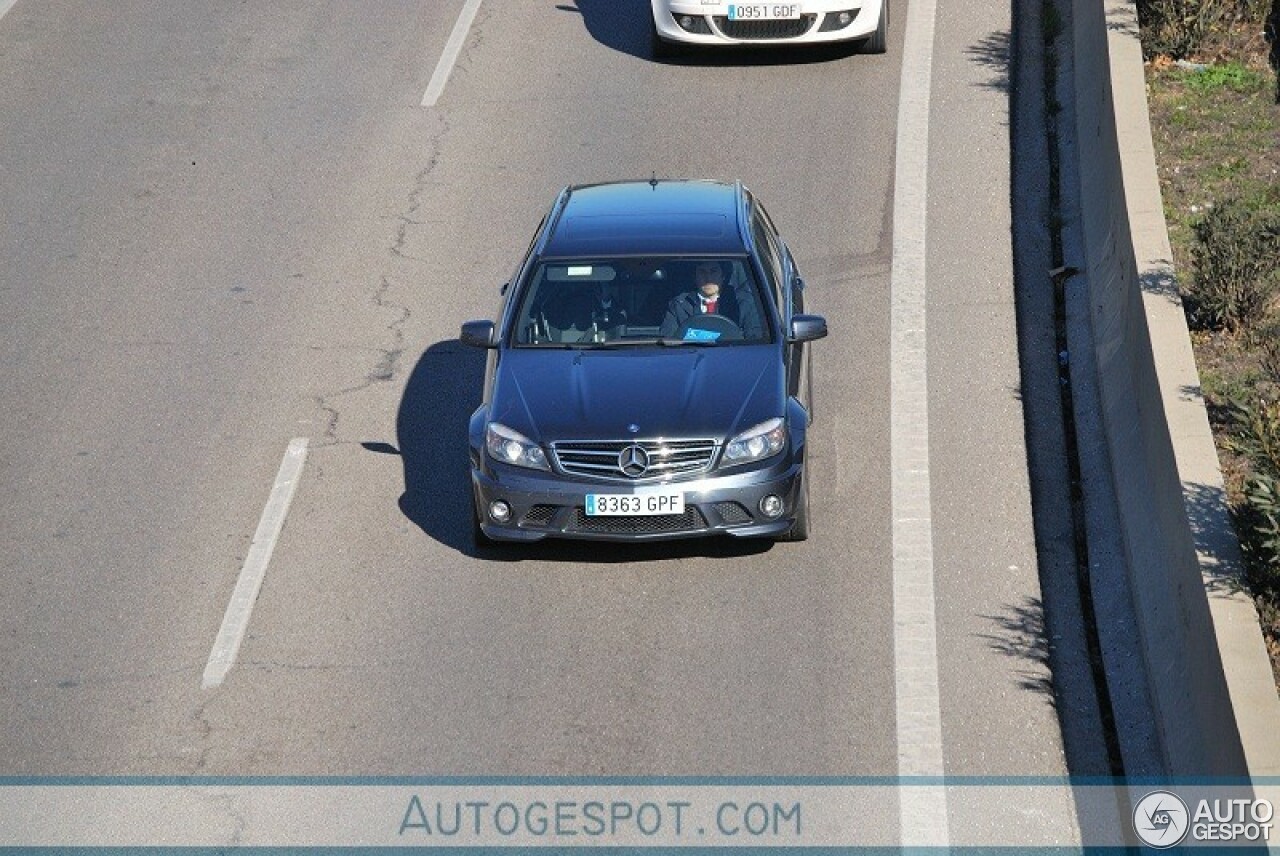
[
  {"left": 862, "top": 0, "right": 888, "bottom": 54},
  {"left": 651, "top": 17, "right": 684, "bottom": 59},
  {"left": 471, "top": 493, "right": 497, "bottom": 551},
  {"left": 778, "top": 476, "right": 810, "bottom": 542}
]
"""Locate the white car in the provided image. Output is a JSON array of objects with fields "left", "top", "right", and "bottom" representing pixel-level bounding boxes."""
[{"left": 651, "top": 0, "right": 888, "bottom": 55}]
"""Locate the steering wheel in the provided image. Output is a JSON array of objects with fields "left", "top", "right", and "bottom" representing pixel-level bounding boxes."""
[{"left": 675, "top": 314, "right": 743, "bottom": 342}]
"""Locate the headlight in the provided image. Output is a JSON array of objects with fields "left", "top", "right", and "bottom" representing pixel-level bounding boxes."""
[
  {"left": 722, "top": 417, "right": 787, "bottom": 466},
  {"left": 485, "top": 422, "right": 550, "bottom": 471}
]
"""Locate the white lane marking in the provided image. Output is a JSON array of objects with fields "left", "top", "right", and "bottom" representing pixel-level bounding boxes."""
[
  {"left": 0, "top": 0, "right": 18, "bottom": 21},
  {"left": 202, "top": 438, "right": 309, "bottom": 689},
  {"left": 890, "top": 0, "right": 947, "bottom": 848},
  {"left": 420, "top": 0, "right": 484, "bottom": 107}
]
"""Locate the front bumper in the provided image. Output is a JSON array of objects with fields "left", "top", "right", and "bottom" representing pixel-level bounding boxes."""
[
  {"left": 471, "top": 457, "right": 804, "bottom": 543},
  {"left": 653, "top": 0, "right": 884, "bottom": 46}
]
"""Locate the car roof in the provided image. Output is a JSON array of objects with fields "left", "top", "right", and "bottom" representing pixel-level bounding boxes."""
[{"left": 539, "top": 179, "right": 749, "bottom": 258}]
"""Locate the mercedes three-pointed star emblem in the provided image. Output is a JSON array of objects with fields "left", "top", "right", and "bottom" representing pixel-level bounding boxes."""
[{"left": 618, "top": 444, "right": 650, "bottom": 478}]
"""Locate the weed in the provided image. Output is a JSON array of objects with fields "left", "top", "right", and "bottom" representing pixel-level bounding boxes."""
[
  {"left": 1202, "top": 361, "right": 1268, "bottom": 408},
  {"left": 1042, "top": 1, "right": 1063, "bottom": 43},
  {"left": 1205, "top": 155, "right": 1249, "bottom": 181}
]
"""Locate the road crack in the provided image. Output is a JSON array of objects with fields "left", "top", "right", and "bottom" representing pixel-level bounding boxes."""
[{"left": 314, "top": 117, "right": 449, "bottom": 445}]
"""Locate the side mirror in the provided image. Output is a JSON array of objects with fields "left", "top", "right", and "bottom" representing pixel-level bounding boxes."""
[
  {"left": 460, "top": 320, "right": 497, "bottom": 348},
  {"left": 788, "top": 314, "right": 827, "bottom": 343}
]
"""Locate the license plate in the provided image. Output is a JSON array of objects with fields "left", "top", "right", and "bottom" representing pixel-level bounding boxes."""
[
  {"left": 727, "top": 3, "right": 801, "bottom": 20},
  {"left": 585, "top": 491, "right": 685, "bottom": 516}
]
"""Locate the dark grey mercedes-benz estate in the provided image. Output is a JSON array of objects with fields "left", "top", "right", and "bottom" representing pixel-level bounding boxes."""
[{"left": 460, "top": 179, "right": 827, "bottom": 545}]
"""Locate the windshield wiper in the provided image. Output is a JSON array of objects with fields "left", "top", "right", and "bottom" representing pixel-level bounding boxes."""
[{"left": 587, "top": 338, "right": 664, "bottom": 348}]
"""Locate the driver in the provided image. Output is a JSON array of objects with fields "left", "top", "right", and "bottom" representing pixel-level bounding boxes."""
[{"left": 659, "top": 260, "right": 732, "bottom": 337}]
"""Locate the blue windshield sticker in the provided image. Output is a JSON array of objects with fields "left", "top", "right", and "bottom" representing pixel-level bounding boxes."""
[{"left": 683, "top": 328, "right": 722, "bottom": 342}]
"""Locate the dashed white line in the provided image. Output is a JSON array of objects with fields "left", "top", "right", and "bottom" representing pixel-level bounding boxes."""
[
  {"left": 891, "top": 0, "right": 947, "bottom": 847},
  {"left": 420, "top": 0, "right": 484, "bottom": 108},
  {"left": 0, "top": 0, "right": 19, "bottom": 21},
  {"left": 202, "top": 438, "right": 309, "bottom": 690}
]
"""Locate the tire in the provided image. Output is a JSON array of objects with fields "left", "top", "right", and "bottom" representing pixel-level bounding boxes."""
[
  {"left": 779, "top": 475, "right": 810, "bottom": 542},
  {"left": 471, "top": 494, "right": 496, "bottom": 550},
  {"left": 862, "top": 0, "right": 888, "bottom": 54},
  {"left": 651, "top": 17, "right": 683, "bottom": 60}
]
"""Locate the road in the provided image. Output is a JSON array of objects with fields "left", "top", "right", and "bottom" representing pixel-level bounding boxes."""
[{"left": 0, "top": 0, "right": 1080, "bottom": 842}]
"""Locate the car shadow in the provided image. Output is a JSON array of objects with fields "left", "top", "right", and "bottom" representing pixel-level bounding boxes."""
[
  {"left": 556, "top": 0, "right": 866, "bottom": 65},
  {"left": 391, "top": 339, "right": 775, "bottom": 562},
  {"left": 477, "top": 534, "right": 776, "bottom": 564},
  {"left": 393, "top": 339, "right": 487, "bottom": 555}
]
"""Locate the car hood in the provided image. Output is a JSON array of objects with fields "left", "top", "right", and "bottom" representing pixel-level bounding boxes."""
[{"left": 489, "top": 346, "right": 784, "bottom": 442}]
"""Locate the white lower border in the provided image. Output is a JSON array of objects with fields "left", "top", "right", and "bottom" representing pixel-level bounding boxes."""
[{"left": 0, "top": 782, "right": 1276, "bottom": 849}]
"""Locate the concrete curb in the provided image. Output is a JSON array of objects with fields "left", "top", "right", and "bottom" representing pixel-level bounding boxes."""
[
  {"left": 1104, "top": 0, "right": 1280, "bottom": 775},
  {"left": 1064, "top": 0, "right": 1241, "bottom": 775}
]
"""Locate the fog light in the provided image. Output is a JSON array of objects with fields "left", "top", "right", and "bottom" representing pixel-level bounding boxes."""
[
  {"left": 760, "top": 495, "right": 784, "bottom": 518},
  {"left": 819, "top": 8, "right": 859, "bottom": 31},
  {"left": 489, "top": 500, "right": 512, "bottom": 523},
  {"left": 675, "top": 14, "right": 712, "bottom": 34}
]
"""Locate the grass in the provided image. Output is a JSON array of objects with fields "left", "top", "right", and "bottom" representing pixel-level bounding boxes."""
[
  {"left": 1183, "top": 60, "right": 1266, "bottom": 92},
  {"left": 1146, "top": 62, "right": 1279, "bottom": 269},
  {"left": 1141, "top": 5, "right": 1280, "bottom": 686}
]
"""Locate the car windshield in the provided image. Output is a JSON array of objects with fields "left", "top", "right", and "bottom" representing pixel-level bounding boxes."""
[{"left": 512, "top": 257, "right": 771, "bottom": 347}]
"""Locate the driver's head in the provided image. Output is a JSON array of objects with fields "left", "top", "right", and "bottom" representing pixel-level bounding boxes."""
[{"left": 695, "top": 261, "right": 724, "bottom": 299}]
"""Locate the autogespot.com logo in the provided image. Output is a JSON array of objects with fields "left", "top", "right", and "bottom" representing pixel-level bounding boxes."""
[{"left": 1134, "top": 791, "right": 1190, "bottom": 849}]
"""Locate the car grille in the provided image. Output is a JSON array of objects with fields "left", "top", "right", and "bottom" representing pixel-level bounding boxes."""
[
  {"left": 552, "top": 439, "right": 718, "bottom": 482},
  {"left": 714, "top": 15, "right": 816, "bottom": 39},
  {"left": 572, "top": 506, "right": 707, "bottom": 534},
  {"left": 521, "top": 505, "right": 558, "bottom": 527}
]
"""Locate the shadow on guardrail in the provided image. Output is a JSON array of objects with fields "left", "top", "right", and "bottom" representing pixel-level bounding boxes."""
[
  {"left": 964, "top": 29, "right": 1011, "bottom": 95},
  {"left": 978, "top": 597, "right": 1057, "bottom": 705}
]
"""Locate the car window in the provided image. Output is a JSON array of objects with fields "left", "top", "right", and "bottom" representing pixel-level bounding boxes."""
[
  {"left": 751, "top": 215, "right": 785, "bottom": 311},
  {"left": 513, "top": 257, "right": 770, "bottom": 347}
]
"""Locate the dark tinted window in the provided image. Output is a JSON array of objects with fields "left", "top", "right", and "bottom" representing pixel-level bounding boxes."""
[
  {"left": 513, "top": 257, "right": 769, "bottom": 346},
  {"left": 751, "top": 215, "right": 785, "bottom": 309}
]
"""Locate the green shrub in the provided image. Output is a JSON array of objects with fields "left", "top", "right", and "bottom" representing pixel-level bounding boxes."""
[
  {"left": 1184, "top": 199, "right": 1280, "bottom": 332},
  {"left": 1227, "top": 398, "right": 1280, "bottom": 480},
  {"left": 1230, "top": 403, "right": 1280, "bottom": 595},
  {"left": 1239, "top": 474, "right": 1280, "bottom": 594},
  {"left": 1258, "top": 316, "right": 1280, "bottom": 386}
]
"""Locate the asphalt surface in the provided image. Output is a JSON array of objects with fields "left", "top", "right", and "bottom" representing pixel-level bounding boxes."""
[{"left": 0, "top": 0, "right": 1078, "bottom": 822}]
